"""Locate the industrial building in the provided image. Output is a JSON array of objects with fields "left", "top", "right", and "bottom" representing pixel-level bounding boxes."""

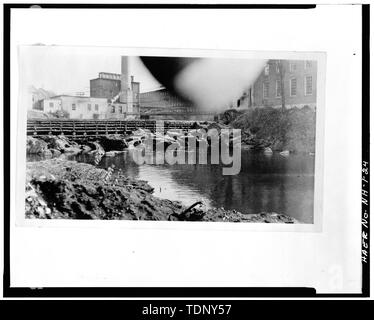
[
  {"left": 140, "top": 88, "right": 194, "bottom": 113},
  {"left": 44, "top": 95, "right": 108, "bottom": 119},
  {"left": 31, "top": 56, "right": 141, "bottom": 120},
  {"left": 90, "top": 56, "right": 140, "bottom": 119},
  {"left": 235, "top": 59, "right": 317, "bottom": 110},
  {"left": 139, "top": 59, "right": 317, "bottom": 120},
  {"left": 139, "top": 87, "right": 217, "bottom": 120}
]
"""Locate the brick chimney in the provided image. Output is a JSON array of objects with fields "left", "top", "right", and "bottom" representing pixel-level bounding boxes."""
[{"left": 120, "top": 56, "right": 129, "bottom": 103}]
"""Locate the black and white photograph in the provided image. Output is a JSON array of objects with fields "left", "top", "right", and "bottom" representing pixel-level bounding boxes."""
[
  {"left": 3, "top": 3, "right": 368, "bottom": 299},
  {"left": 23, "top": 48, "right": 322, "bottom": 224}
]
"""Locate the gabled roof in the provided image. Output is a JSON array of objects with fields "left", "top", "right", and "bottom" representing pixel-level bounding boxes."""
[{"left": 28, "top": 86, "right": 56, "bottom": 100}]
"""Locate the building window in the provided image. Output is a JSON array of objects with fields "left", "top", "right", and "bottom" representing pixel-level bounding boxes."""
[
  {"left": 95, "top": 104, "right": 99, "bottom": 111},
  {"left": 275, "top": 61, "right": 281, "bottom": 73},
  {"left": 49, "top": 102, "right": 54, "bottom": 108},
  {"left": 275, "top": 80, "right": 282, "bottom": 97},
  {"left": 111, "top": 105, "right": 115, "bottom": 113},
  {"left": 304, "top": 60, "right": 312, "bottom": 69},
  {"left": 305, "top": 76, "right": 313, "bottom": 95},
  {"left": 118, "top": 106, "right": 122, "bottom": 113},
  {"left": 290, "top": 78, "right": 297, "bottom": 97},
  {"left": 88, "top": 104, "right": 92, "bottom": 111},
  {"left": 72, "top": 103, "right": 76, "bottom": 111},
  {"left": 289, "top": 62, "right": 297, "bottom": 72},
  {"left": 263, "top": 81, "right": 269, "bottom": 99},
  {"left": 264, "top": 64, "right": 270, "bottom": 76}
]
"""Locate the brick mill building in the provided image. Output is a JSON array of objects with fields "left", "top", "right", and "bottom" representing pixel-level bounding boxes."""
[
  {"left": 140, "top": 88, "right": 194, "bottom": 114},
  {"left": 139, "top": 59, "right": 317, "bottom": 120},
  {"left": 90, "top": 69, "right": 140, "bottom": 119},
  {"left": 139, "top": 88, "right": 219, "bottom": 120},
  {"left": 236, "top": 59, "right": 317, "bottom": 110}
]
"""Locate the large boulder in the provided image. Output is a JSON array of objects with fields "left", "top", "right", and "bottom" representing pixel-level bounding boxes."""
[
  {"left": 87, "top": 141, "right": 105, "bottom": 156},
  {"left": 50, "top": 148, "right": 61, "bottom": 156},
  {"left": 26, "top": 137, "right": 49, "bottom": 155},
  {"left": 44, "top": 135, "right": 81, "bottom": 154},
  {"left": 99, "top": 135, "right": 128, "bottom": 151},
  {"left": 80, "top": 145, "right": 92, "bottom": 154},
  {"left": 190, "top": 121, "right": 204, "bottom": 129}
]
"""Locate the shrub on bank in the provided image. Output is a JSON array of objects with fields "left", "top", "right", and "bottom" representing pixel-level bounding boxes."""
[{"left": 231, "top": 106, "right": 316, "bottom": 153}]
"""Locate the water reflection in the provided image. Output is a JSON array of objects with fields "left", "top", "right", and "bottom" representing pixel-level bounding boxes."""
[{"left": 27, "top": 149, "right": 315, "bottom": 223}]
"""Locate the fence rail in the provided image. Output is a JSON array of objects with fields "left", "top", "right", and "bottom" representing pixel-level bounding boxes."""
[{"left": 27, "top": 119, "right": 205, "bottom": 137}]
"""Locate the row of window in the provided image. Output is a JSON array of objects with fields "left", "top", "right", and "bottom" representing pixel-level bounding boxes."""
[
  {"left": 111, "top": 105, "right": 123, "bottom": 113},
  {"left": 141, "top": 91, "right": 172, "bottom": 99},
  {"left": 263, "top": 76, "right": 313, "bottom": 99},
  {"left": 170, "top": 107, "right": 194, "bottom": 113},
  {"left": 110, "top": 105, "right": 139, "bottom": 113},
  {"left": 71, "top": 103, "right": 100, "bottom": 111},
  {"left": 264, "top": 60, "right": 313, "bottom": 76},
  {"left": 98, "top": 72, "right": 121, "bottom": 80}
]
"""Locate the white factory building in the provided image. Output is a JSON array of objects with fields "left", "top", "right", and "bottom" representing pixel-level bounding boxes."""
[
  {"left": 29, "top": 56, "right": 140, "bottom": 120},
  {"left": 42, "top": 95, "right": 108, "bottom": 119}
]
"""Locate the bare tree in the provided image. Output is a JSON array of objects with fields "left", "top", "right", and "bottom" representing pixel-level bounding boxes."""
[
  {"left": 277, "top": 60, "right": 286, "bottom": 111},
  {"left": 276, "top": 60, "right": 288, "bottom": 150}
]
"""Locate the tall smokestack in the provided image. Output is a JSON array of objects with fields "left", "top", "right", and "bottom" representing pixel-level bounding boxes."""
[{"left": 120, "top": 56, "right": 129, "bottom": 103}]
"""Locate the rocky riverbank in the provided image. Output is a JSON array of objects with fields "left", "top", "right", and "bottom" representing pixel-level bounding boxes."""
[
  {"left": 25, "top": 125, "right": 303, "bottom": 223},
  {"left": 26, "top": 134, "right": 128, "bottom": 158},
  {"left": 25, "top": 158, "right": 298, "bottom": 223}
]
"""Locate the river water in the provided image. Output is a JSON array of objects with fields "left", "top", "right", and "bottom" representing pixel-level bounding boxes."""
[{"left": 53, "top": 148, "right": 314, "bottom": 223}]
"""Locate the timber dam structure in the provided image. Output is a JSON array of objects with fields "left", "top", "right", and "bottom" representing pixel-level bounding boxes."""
[{"left": 27, "top": 119, "right": 206, "bottom": 137}]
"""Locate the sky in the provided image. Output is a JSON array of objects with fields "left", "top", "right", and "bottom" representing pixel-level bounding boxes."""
[
  {"left": 19, "top": 46, "right": 162, "bottom": 95},
  {"left": 18, "top": 45, "right": 268, "bottom": 111}
]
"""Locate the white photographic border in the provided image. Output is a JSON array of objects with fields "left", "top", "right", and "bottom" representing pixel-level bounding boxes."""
[{"left": 7, "top": 5, "right": 362, "bottom": 293}]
